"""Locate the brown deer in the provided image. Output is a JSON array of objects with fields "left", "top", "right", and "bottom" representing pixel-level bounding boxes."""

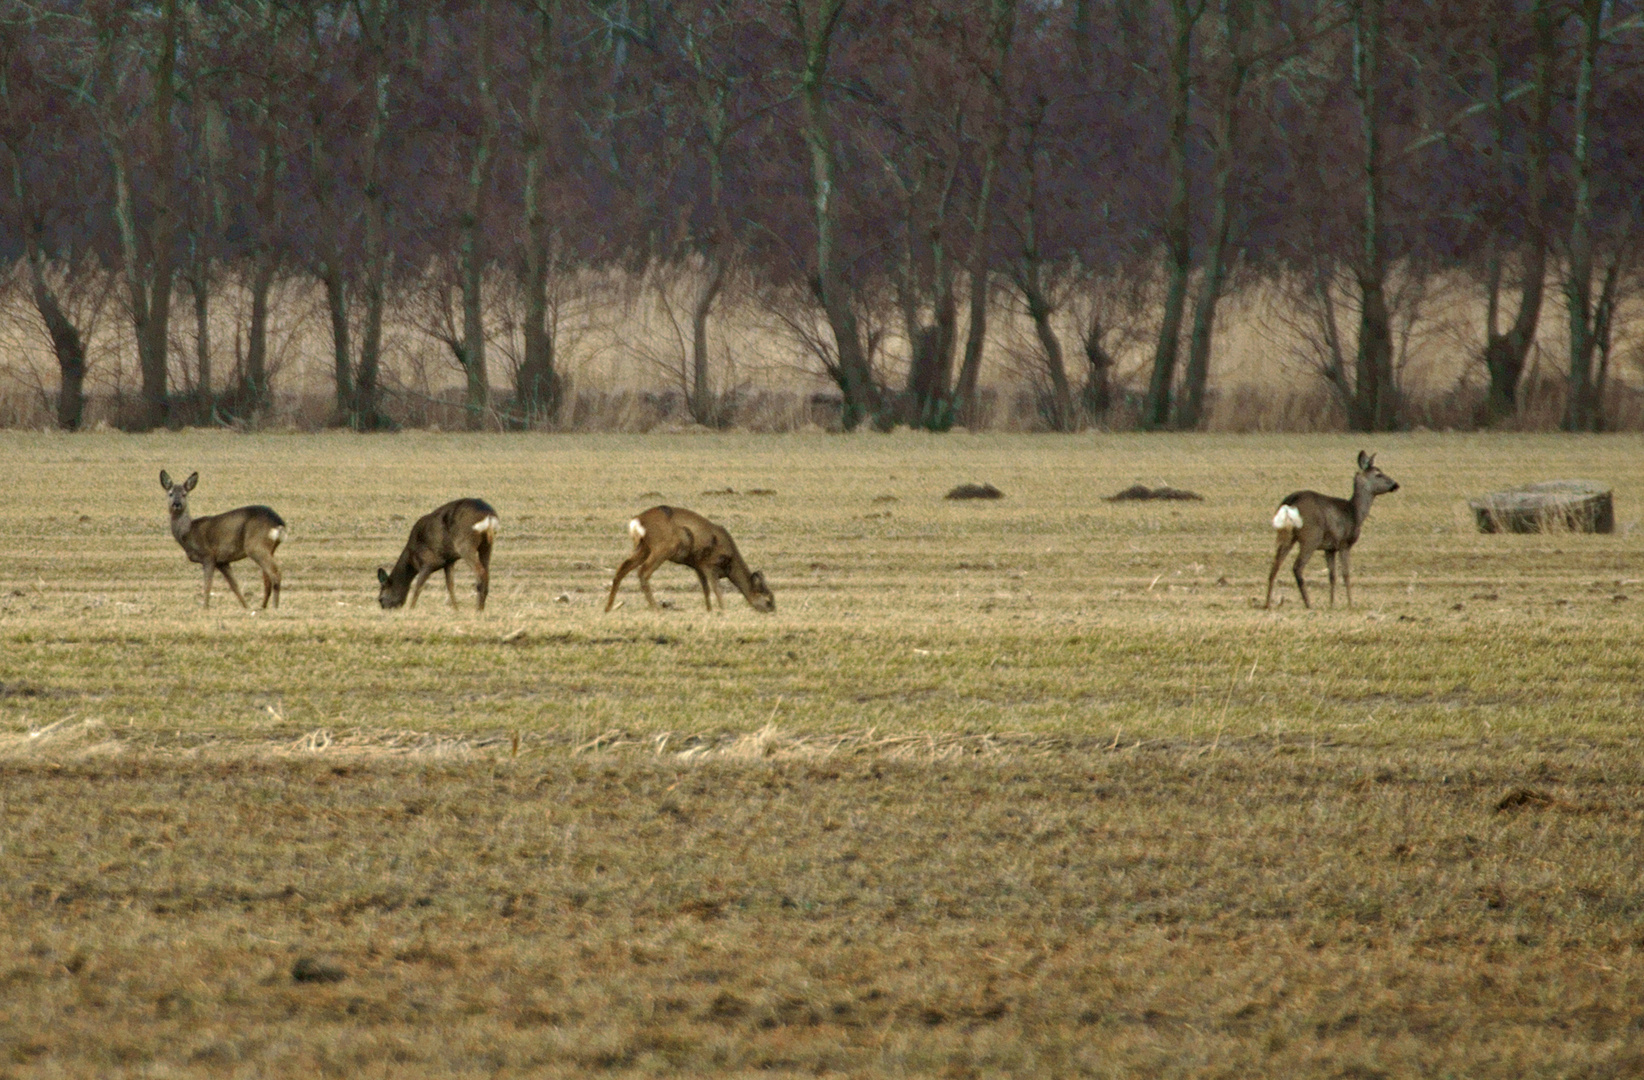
[
  {"left": 1264, "top": 451, "right": 1400, "bottom": 609},
  {"left": 159, "top": 470, "right": 286, "bottom": 610},
  {"left": 377, "top": 498, "right": 499, "bottom": 612},
  {"left": 604, "top": 505, "right": 775, "bottom": 614}
]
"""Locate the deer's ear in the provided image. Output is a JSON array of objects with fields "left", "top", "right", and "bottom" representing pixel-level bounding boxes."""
[
  {"left": 1357, "top": 451, "right": 1372, "bottom": 471},
  {"left": 377, "top": 568, "right": 390, "bottom": 585},
  {"left": 159, "top": 470, "right": 172, "bottom": 491},
  {"left": 183, "top": 472, "right": 199, "bottom": 492},
  {"left": 751, "top": 571, "right": 767, "bottom": 590}
]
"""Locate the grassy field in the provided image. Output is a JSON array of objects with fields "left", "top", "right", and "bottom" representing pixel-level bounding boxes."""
[{"left": 1, "top": 431, "right": 1642, "bottom": 1077}]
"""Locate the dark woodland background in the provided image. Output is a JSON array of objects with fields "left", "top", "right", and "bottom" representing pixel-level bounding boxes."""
[{"left": 1, "top": 0, "right": 1641, "bottom": 433}]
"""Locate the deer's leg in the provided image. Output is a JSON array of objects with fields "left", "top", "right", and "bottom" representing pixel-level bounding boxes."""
[
  {"left": 1340, "top": 547, "right": 1353, "bottom": 607},
  {"left": 407, "top": 566, "right": 436, "bottom": 609},
  {"left": 442, "top": 564, "right": 459, "bottom": 610},
  {"left": 1291, "top": 541, "right": 1317, "bottom": 610},
  {"left": 605, "top": 550, "right": 646, "bottom": 612},
  {"left": 201, "top": 562, "right": 216, "bottom": 609},
  {"left": 1264, "top": 536, "right": 1295, "bottom": 609},
  {"left": 473, "top": 538, "right": 492, "bottom": 612},
  {"left": 692, "top": 565, "right": 715, "bottom": 611},
  {"left": 218, "top": 564, "right": 251, "bottom": 609},
  {"left": 249, "top": 551, "right": 280, "bottom": 609},
  {"left": 636, "top": 549, "right": 675, "bottom": 610},
  {"left": 1325, "top": 550, "right": 1338, "bottom": 608}
]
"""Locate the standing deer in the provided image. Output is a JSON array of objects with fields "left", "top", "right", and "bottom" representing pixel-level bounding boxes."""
[
  {"left": 159, "top": 470, "right": 286, "bottom": 610},
  {"left": 604, "top": 505, "right": 775, "bottom": 614},
  {"left": 1264, "top": 451, "right": 1400, "bottom": 609},
  {"left": 377, "top": 498, "right": 499, "bottom": 612}
]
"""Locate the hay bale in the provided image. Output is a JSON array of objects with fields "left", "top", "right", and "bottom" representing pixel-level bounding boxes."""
[
  {"left": 1469, "top": 481, "right": 1613, "bottom": 534},
  {"left": 946, "top": 483, "right": 1004, "bottom": 500},
  {"left": 1105, "top": 484, "right": 1204, "bottom": 502}
]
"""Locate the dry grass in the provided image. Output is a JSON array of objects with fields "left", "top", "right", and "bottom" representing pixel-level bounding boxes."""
[{"left": 1, "top": 431, "right": 1642, "bottom": 1076}]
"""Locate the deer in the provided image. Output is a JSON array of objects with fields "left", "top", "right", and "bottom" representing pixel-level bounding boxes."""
[
  {"left": 159, "top": 470, "right": 286, "bottom": 610},
  {"left": 1264, "top": 451, "right": 1400, "bottom": 610},
  {"left": 604, "top": 505, "right": 775, "bottom": 614},
  {"left": 377, "top": 498, "right": 499, "bottom": 612}
]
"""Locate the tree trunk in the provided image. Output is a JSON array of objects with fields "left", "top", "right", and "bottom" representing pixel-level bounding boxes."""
[
  {"left": 515, "top": 0, "right": 560, "bottom": 425},
  {"left": 1176, "top": 0, "right": 1248, "bottom": 431},
  {"left": 688, "top": 73, "right": 735, "bottom": 428},
  {"left": 1012, "top": 100, "right": 1074, "bottom": 432},
  {"left": 953, "top": 0, "right": 1015, "bottom": 428},
  {"left": 1350, "top": 0, "right": 1396, "bottom": 432},
  {"left": 243, "top": 254, "right": 274, "bottom": 412},
  {"left": 237, "top": 0, "right": 285, "bottom": 417},
  {"left": 1479, "top": 0, "right": 1553, "bottom": 423},
  {"left": 1562, "top": 0, "right": 1603, "bottom": 432},
  {"left": 9, "top": 152, "right": 88, "bottom": 431},
  {"left": 690, "top": 254, "right": 727, "bottom": 425},
  {"left": 321, "top": 264, "right": 353, "bottom": 416},
  {"left": 797, "top": 0, "right": 878, "bottom": 430},
  {"left": 103, "top": 0, "right": 181, "bottom": 430},
  {"left": 1020, "top": 271, "right": 1075, "bottom": 431},
  {"left": 1080, "top": 314, "right": 1113, "bottom": 421},
  {"left": 354, "top": 0, "right": 395, "bottom": 431},
  {"left": 456, "top": 0, "right": 496, "bottom": 431},
  {"left": 1142, "top": 0, "right": 1195, "bottom": 430},
  {"left": 25, "top": 248, "right": 88, "bottom": 432},
  {"left": 191, "top": 273, "right": 211, "bottom": 418}
]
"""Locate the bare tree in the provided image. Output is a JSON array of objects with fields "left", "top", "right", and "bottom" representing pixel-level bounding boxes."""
[
  {"left": 1477, "top": 0, "right": 1555, "bottom": 424},
  {"left": 1140, "top": 0, "right": 1204, "bottom": 430},
  {"left": 792, "top": 0, "right": 881, "bottom": 429},
  {"left": 953, "top": 0, "right": 1016, "bottom": 429},
  {"left": 0, "top": 9, "right": 94, "bottom": 429},
  {"left": 1004, "top": 94, "right": 1076, "bottom": 431},
  {"left": 455, "top": 0, "right": 500, "bottom": 430},
  {"left": 1560, "top": 0, "right": 1624, "bottom": 432},
  {"left": 1174, "top": 0, "right": 1255, "bottom": 430},
  {"left": 90, "top": 0, "right": 183, "bottom": 430},
  {"left": 512, "top": 0, "right": 563, "bottom": 424}
]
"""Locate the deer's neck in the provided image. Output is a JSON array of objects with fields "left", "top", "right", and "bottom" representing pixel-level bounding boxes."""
[
  {"left": 171, "top": 510, "right": 195, "bottom": 548},
  {"left": 724, "top": 554, "right": 756, "bottom": 598},
  {"left": 1350, "top": 475, "right": 1376, "bottom": 528}
]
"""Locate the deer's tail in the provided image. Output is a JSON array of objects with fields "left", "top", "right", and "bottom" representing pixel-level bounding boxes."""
[
  {"left": 1272, "top": 503, "right": 1303, "bottom": 532},
  {"left": 628, "top": 518, "right": 646, "bottom": 545},
  {"left": 473, "top": 515, "right": 500, "bottom": 536}
]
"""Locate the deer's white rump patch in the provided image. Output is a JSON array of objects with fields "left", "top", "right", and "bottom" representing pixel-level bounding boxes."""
[
  {"left": 1272, "top": 505, "right": 1303, "bottom": 531},
  {"left": 268, "top": 526, "right": 285, "bottom": 543},
  {"left": 473, "top": 515, "right": 499, "bottom": 535},
  {"left": 629, "top": 518, "right": 646, "bottom": 543}
]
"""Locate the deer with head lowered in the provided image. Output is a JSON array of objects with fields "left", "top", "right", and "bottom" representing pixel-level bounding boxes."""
[
  {"left": 605, "top": 505, "right": 774, "bottom": 613},
  {"left": 1265, "top": 451, "right": 1400, "bottom": 609},
  {"left": 377, "top": 498, "right": 499, "bottom": 612},
  {"left": 159, "top": 470, "right": 286, "bottom": 610}
]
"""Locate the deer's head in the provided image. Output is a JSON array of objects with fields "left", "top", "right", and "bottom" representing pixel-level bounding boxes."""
[
  {"left": 746, "top": 570, "right": 775, "bottom": 613},
  {"left": 377, "top": 566, "right": 409, "bottom": 610},
  {"left": 159, "top": 470, "right": 198, "bottom": 520},
  {"left": 1356, "top": 451, "right": 1400, "bottom": 496}
]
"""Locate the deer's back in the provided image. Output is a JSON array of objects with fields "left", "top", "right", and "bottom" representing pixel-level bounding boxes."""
[
  {"left": 1282, "top": 490, "right": 1358, "bottom": 548},
  {"left": 188, "top": 505, "right": 285, "bottom": 561},
  {"left": 635, "top": 505, "right": 732, "bottom": 563},
  {"left": 412, "top": 499, "right": 498, "bottom": 560}
]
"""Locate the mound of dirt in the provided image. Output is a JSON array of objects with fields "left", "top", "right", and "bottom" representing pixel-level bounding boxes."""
[
  {"left": 946, "top": 483, "right": 1004, "bottom": 500},
  {"left": 1105, "top": 484, "right": 1204, "bottom": 502}
]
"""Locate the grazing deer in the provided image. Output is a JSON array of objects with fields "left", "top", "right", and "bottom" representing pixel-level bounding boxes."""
[
  {"left": 377, "top": 498, "right": 499, "bottom": 612},
  {"left": 604, "top": 505, "right": 775, "bottom": 614},
  {"left": 1264, "top": 451, "right": 1400, "bottom": 610},
  {"left": 159, "top": 470, "right": 286, "bottom": 610}
]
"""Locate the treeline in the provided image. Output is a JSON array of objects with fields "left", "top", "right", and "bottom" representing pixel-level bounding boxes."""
[{"left": 1, "top": 0, "right": 1641, "bottom": 433}]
